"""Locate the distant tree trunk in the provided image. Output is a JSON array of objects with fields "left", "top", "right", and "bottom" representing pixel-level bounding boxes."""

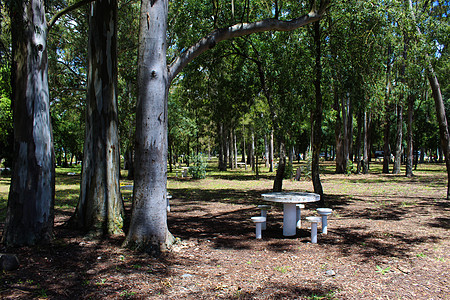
[
  {"left": 3, "top": 0, "right": 55, "bottom": 246},
  {"left": 405, "top": 94, "right": 414, "bottom": 177},
  {"left": 123, "top": 0, "right": 174, "bottom": 254},
  {"left": 269, "top": 130, "right": 274, "bottom": 172},
  {"left": 125, "top": 146, "right": 134, "bottom": 179},
  {"left": 251, "top": 131, "right": 255, "bottom": 171},
  {"left": 362, "top": 110, "right": 369, "bottom": 174},
  {"left": 311, "top": 21, "right": 323, "bottom": 199},
  {"left": 218, "top": 122, "right": 226, "bottom": 171},
  {"left": 334, "top": 92, "right": 344, "bottom": 173},
  {"left": 70, "top": 0, "right": 124, "bottom": 235},
  {"left": 347, "top": 103, "right": 354, "bottom": 162},
  {"left": 273, "top": 141, "right": 286, "bottom": 192},
  {"left": 393, "top": 104, "right": 403, "bottom": 174},
  {"left": 355, "top": 112, "right": 362, "bottom": 174},
  {"left": 264, "top": 134, "right": 270, "bottom": 168},
  {"left": 383, "top": 44, "right": 393, "bottom": 174},
  {"left": 241, "top": 125, "right": 246, "bottom": 163},
  {"left": 233, "top": 128, "right": 238, "bottom": 168},
  {"left": 168, "top": 136, "right": 173, "bottom": 173},
  {"left": 382, "top": 108, "right": 391, "bottom": 174},
  {"left": 229, "top": 129, "right": 234, "bottom": 169}
]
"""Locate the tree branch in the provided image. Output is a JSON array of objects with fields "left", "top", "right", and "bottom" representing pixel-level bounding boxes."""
[
  {"left": 48, "top": 0, "right": 95, "bottom": 32},
  {"left": 168, "top": 3, "right": 329, "bottom": 84}
]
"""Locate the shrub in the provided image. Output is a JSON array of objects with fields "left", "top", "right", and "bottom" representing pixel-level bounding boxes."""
[{"left": 188, "top": 154, "right": 207, "bottom": 179}]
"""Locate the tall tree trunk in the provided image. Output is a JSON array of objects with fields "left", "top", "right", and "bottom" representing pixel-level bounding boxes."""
[
  {"left": 229, "top": 128, "right": 234, "bottom": 169},
  {"left": 355, "top": 112, "right": 362, "bottom": 174},
  {"left": 264, "top": 134, "right": 270, "bottom": 168},
  {"left": 251, "top": 131, "right": 255, "bottom": 171},
  {"left": 241, "top": 125, "right": 246, "bottom": 163},
  {"left": 70, "top": 0, "right": 124, "bottom": 235},
  {"left": 269, "top": 130, "right": 274, "bottom": 172},
  {"left": 405, "top": 94, "right": 414, "bottom": 177},
  {"left": 334, "top": 92, "right": 344, "bottom": 173},
  {"left": 123, "top": 0, "right": 173, "bottom": 254},
  {"left": 362, "top": 110, "right": 369, "bottom": 174},
  {"left": 382, "top": 107, "right": 391, "bottom": 174},
  {"left": 125, "top": 146, "right": 134, "bottom": 179},
  {"left": 393, "top": 104, "right": 403, "bottom": 174},
  {"left": 273, "top": 141, "right": 286, "bottom": 192},
  {"left": 383, "top": 44, "right": 393, "bottom": 174},
  {"left": 311, "top": 21, "right": 323, "bottom": 198},
  {"left": 218, "top": 122, "right": 226, "bottom": 171},
  {"left": 3, "top": 0, "right": 55, "bottom": 246},
  {"left": 233, "top": 128, "right": 238, "bottom": 169}
]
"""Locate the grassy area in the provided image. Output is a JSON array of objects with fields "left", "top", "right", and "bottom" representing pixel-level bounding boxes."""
[{"left": 0, "top": 160, "right": 447, "bottom": 223}]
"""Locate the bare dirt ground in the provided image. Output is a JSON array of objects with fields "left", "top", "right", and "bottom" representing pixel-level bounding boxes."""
[{"left": 1, "top": 164, "right": 449, "bottom": 299}]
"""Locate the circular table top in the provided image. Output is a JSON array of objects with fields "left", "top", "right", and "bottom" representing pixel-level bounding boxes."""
[{"left": 261, "top": 192, "right": 320, "bottom": 203}]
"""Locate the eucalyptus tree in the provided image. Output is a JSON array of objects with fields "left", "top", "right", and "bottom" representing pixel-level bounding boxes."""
[
  {"left": 70, "top": 0, "right": 125, "bottom": 235},
  {"left": 124, "top": 0, "right": 330, "bottom": 253},
  {"left": 2, "top": 0, "right": 93, "bottom": 246}
]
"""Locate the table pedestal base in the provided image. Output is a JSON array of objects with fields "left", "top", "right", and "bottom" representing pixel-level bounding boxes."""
[{"left": 283, "top": 203, "right": 297, "bottom": 236}]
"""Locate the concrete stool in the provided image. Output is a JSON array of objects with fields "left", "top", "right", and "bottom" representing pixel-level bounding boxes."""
[
  {"left": 296, "top": 204, "right": 305, "bottom": 229},
  {"left": 306, "top": 216, "right": 322, "bottom": 244},
  {"left": 251, "top": 216, "right": 266, "bottom": 239},
  {"left": 167, "top": 194, "right": 172, "bottom": 212},
  {"left": 317, "top": 208, "right": 332, "bottom": 235},
  {"left": 257, "top": 205, "right": 271, "bottom": 230}
]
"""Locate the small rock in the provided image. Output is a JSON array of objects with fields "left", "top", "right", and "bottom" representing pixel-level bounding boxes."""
[
  {"left": 0, "top": 254, "right": 20, "bottom": 271},
  {"left": 325, "top": 269, "right": 336, "bottom": 276},
  {"left": 181, "top": 273, "right": 193, "bottom": 279},
  {"left": 86, "top": 269, "right": 97, "bottom": 275}
]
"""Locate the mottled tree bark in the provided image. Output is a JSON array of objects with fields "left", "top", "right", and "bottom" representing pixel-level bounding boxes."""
[
  {"left": 70, "top": 0, "right": 124, "bottom": 235},
  {"left": 123, "top": 0, "right": 173, "bottom": 254},
  {"left": 3, "top": 0, "right": 55, "bottom": 246}
]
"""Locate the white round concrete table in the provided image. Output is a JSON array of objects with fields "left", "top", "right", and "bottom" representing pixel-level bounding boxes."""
[{"left": 261, "top": 192, "right": 320, "bottom": 236}]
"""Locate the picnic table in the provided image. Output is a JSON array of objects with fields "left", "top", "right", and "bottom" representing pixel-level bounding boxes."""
[{"left": 261, "top": 192, "right": 320, "bottom": 236}]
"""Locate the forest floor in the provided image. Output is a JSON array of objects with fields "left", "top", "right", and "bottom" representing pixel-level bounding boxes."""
[{"left": 0, "top": 162, "right": 449, "bottom": 299}]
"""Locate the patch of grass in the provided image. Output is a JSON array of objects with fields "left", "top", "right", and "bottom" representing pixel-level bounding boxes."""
[
  {"left": 375, "top": 265, "right": 391, "bottom": 275},
  {"left": 119, "top": 290, "right": 136, "bottom": 297},
  {"left": 416, "top": 252, "right": 426, "bottom": 258},
  {"left": 306, "top": 289, "right": 338, "bottom": 299},
  {"left": 274, "top": 266, "right": 290, "bottom": 274},
  {"left": 400, "top": 201, "right": 416, "bottom": 207}
]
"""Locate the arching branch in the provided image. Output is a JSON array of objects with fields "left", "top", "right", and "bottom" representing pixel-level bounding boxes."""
[
  {"left": 48, "top": 0, "right": 95, "bottom": 32},
  {"left": 168, "top": 2, "right": 330, "bottom": 84}
]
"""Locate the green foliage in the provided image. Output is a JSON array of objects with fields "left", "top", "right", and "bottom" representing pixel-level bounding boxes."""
[
  {"left": 375, "top": 265, "right": 391, "bottom": 275},
  {"left": 188, "top": 154, "right": 207, "bottom": 179},
  {"left": 346, "top": 159, "right": 355, "bottom": 175},
  {"left": 0, "top": 64, "right": 12, "bottom": 167},
  {"left": 283, "top": 161, "right": 294, "bottom": 179}
]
